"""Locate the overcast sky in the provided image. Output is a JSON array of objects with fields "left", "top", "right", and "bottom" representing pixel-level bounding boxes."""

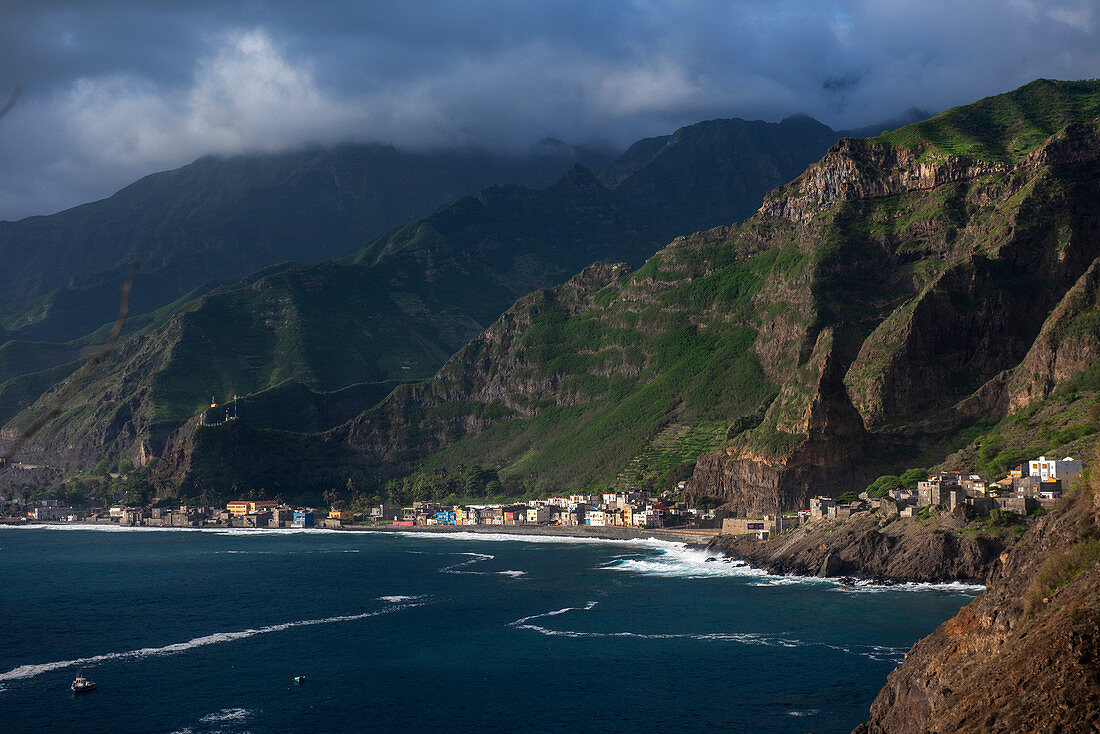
[{"left": 1, "top": 0, "right": 1098, "bottom": 221}]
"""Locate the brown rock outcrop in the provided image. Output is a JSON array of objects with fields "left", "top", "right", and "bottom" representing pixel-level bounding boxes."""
[
  {"left": 708, "top": 510, "right": 1014, "bottom": 584},
  {"left": 758, "top": 138, "right": 1003, "bottom": 223},
  {"left": 855, "top": 441, "right": 1100, "bottom": 733}
]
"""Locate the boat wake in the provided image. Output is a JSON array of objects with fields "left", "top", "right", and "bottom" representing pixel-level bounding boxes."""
[
  {"left": 0, "top": 600, "right": 426, "bottom": 691},
  {"left": 508, "top": 602, "right": 909, "bottom": 663}
]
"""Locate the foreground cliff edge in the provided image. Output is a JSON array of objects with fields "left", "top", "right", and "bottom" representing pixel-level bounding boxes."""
[{"left": 855, "top": 441, "right": 1100, "bottom": 733}]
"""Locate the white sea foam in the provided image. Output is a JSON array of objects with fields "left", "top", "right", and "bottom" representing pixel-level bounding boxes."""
[
  {"left": 0, "top": 601, "right": 424, "bottom": 689},
  {"left": 395, "top": 530, "right": 660, "bottom": 546},
  {"left": 824, "top": 578, "right": 985, "bottom": 595},
  {"left": 604, "top": 542, "right": 986, "bottom": 594},
  {"left": 378, "top": 595, "right": 426, "bottom": 603},
  {"left": 439, "top": 551, "right": 527, "bottom": 577},
  {"left": 601, "top": 542, "right": 770, "bottom": 580},
  {"left": 508, "top": 602, "right": 909, "bottom": 663},
  {"left": 787, "top": 709, "right": 820, "bottom": 717},
  {"left": 199, "top": 708, "right": 252, "bottom": 723}
]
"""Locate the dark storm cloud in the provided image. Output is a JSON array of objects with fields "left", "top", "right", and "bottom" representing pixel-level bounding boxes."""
[{"left": 1, "top": 0, "right": 1098, "bottom": 220}]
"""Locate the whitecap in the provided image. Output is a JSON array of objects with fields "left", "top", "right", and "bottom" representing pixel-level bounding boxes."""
[
  {"left": 498, "top": 570, "right": 526, "bottom": 577},
  {"left": 199, "top": 708, "right": 251, "bottom": 723}
]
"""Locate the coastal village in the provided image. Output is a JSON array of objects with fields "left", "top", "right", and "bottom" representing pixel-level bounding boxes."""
[{"left": 1, "top": 454, "right": 1083, "bottom": 538}]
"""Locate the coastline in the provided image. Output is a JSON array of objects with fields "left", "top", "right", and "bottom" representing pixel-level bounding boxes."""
[
  {"left": 702, "top": 511, "right": 1013, "bottom": 585},
  {"left": 1, "top": 519, "right": 716, "bottom": 545},
  {"left": 338, "top": 523, "right": 717, "bottom": 544}
]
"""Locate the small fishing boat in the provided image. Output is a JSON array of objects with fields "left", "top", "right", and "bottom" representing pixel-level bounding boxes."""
[
  {"left": 293, "top": 675, "right": 305, "bottom": 685},
  {"left": 71, "top": 675, "right": 97, "bottom": 693}
]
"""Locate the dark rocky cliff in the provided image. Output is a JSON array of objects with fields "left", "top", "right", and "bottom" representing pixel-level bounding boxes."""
[
  {"left": 707, "top": 510, "right": 1016, "bottom": 584},
  {"left": 855, "top": 443, "right": 1100, "bottom": 733}
]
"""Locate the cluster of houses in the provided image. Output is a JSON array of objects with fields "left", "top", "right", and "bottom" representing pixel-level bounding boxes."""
[
  {"left": 720, "top": 455, "right": 1085, "bottom": 540},
  {"left": 9, "top": 491, "right": 707, "bottom": 531},
  {"left": 390, "top": 491, "right": 704, "bottom": 529},
  {"left": 12, "top": 499, "right": 341, "bottom": 529},
  {"left": 808, "top": 455, "right": 1083, "bottom": 526},
  {"left": 4, "top": 454, "right": 1087, "bottom": 538}
]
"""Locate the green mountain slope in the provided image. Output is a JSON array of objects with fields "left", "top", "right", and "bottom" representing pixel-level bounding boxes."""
[
  {"left": 1, "top": 112, "right": 846, "bottom": 482},
  {"left": 144, "top": 79, "right": 1100, "bottom": 506},
  {"left": 0, "top": 143, "right": 605, "bottom": 345}
]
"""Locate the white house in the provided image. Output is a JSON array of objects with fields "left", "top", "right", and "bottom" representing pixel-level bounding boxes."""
[{"left": 1029, "top": 456, "right": 1083, "bottom": 484}]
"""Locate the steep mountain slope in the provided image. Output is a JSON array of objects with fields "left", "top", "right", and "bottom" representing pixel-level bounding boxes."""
[
  {"left": 0, "top": 172, "right": 648, "bottom": 471},
  {"left": 856, "top": 439, "right": 1100, "bottom": 734},
  {"left": 1, "top": 113, "right": 845, "bottom": 482},
  {"left": 0, "top": 143, "right": 603, "bottom": 344},
  {"left": 146, "top": 79, "right": 1100, "bottom": 502},
  {"left": 600, "top": 115, "right": 840, "bottom": 235}
]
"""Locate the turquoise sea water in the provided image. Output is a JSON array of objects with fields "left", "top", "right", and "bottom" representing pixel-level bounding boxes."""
[{"left": 0, "top": 526, "right": 979, "bottom": 733}]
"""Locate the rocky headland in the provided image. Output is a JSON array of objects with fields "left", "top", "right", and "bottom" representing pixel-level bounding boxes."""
[
  {"left": 854, "top": 445, "right": 1100, "bottom": 733},
  {"left": 706, "top": 508, "right": 1018, "bottom": 584}
]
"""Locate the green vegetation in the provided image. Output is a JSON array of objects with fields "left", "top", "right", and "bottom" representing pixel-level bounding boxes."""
[
  {"left": 866, "top": 468, "right": 927, "bottom": 497},
  {"left": 384, "top": 465, "right": 515, "bottom": 506},
  {"left": 879, "top": 79, "right": 1100, "bottom": 163},
  {"left": 1028, "top": 536, "right": 1100, "bottom": 614},
  {"left": 945, "top": 370, "right": 1100, "bottom": 478},
  {"left": 410, "top": 236, "right": 798, "bottom": 492}
]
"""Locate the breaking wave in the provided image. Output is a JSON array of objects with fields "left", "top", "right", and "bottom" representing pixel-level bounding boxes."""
[
  {"left": 828, "top": 578, "right": 985, "bottom": 595},
  {"left": 603, "top": 542, "right": 984, "bottom": 594}
]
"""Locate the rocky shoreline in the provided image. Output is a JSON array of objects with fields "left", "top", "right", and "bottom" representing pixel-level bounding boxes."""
[
  {"left": 703, "top": 510, "right": 1019, "bottom": 585},
  {"left": 856, "top": 451, "right": 1100, "bottom": 733}
]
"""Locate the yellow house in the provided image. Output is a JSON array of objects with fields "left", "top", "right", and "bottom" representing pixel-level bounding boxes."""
[
  {"left": 227, "top": 501, "right": 251, "bottom": 517},
  {"left": 328, "top": 509, "right": 354, "bottom": 522},
  {"left": 227, "top": 500, "right": 278, "bottom": 516}
]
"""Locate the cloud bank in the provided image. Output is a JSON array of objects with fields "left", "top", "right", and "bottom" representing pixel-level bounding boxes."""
[{"left": 1, "top": 0, "right": 1098, "bottom": 220}]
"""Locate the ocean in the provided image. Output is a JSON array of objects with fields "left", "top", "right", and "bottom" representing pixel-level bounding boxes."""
[{"left": 0, "top": 526, "right": 979, "bottom": 733}]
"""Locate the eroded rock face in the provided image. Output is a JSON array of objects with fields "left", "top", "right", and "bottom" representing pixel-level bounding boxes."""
[
  {"left": 758, "top": 138, "right": 1003, "bottom": 224},
  {"left": 855, "top": 444, "right": 1100, "bottom": 734},
  {"left": 689, "top": 118, "right": 1100, "bottom": 514},
  {"left": 708, "top": 511, "right": 1013, "bottom": 584}
]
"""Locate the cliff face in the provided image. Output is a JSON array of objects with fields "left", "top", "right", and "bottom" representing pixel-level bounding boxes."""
[
  {"left": 145, "top": 83, "right": 1100, "bottom": 501},
  {"left": 856, "top": 443, "right": 1100, "bottom": 733},
  {"left": 685, "top": 114, "right": 1100, "bottom": 511},
  {"left": 708, "top": 511, "right": 1015, "bottom": 584},
  {"left": 758, "top": 137, "right": 1003, "bottom": 224}
]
